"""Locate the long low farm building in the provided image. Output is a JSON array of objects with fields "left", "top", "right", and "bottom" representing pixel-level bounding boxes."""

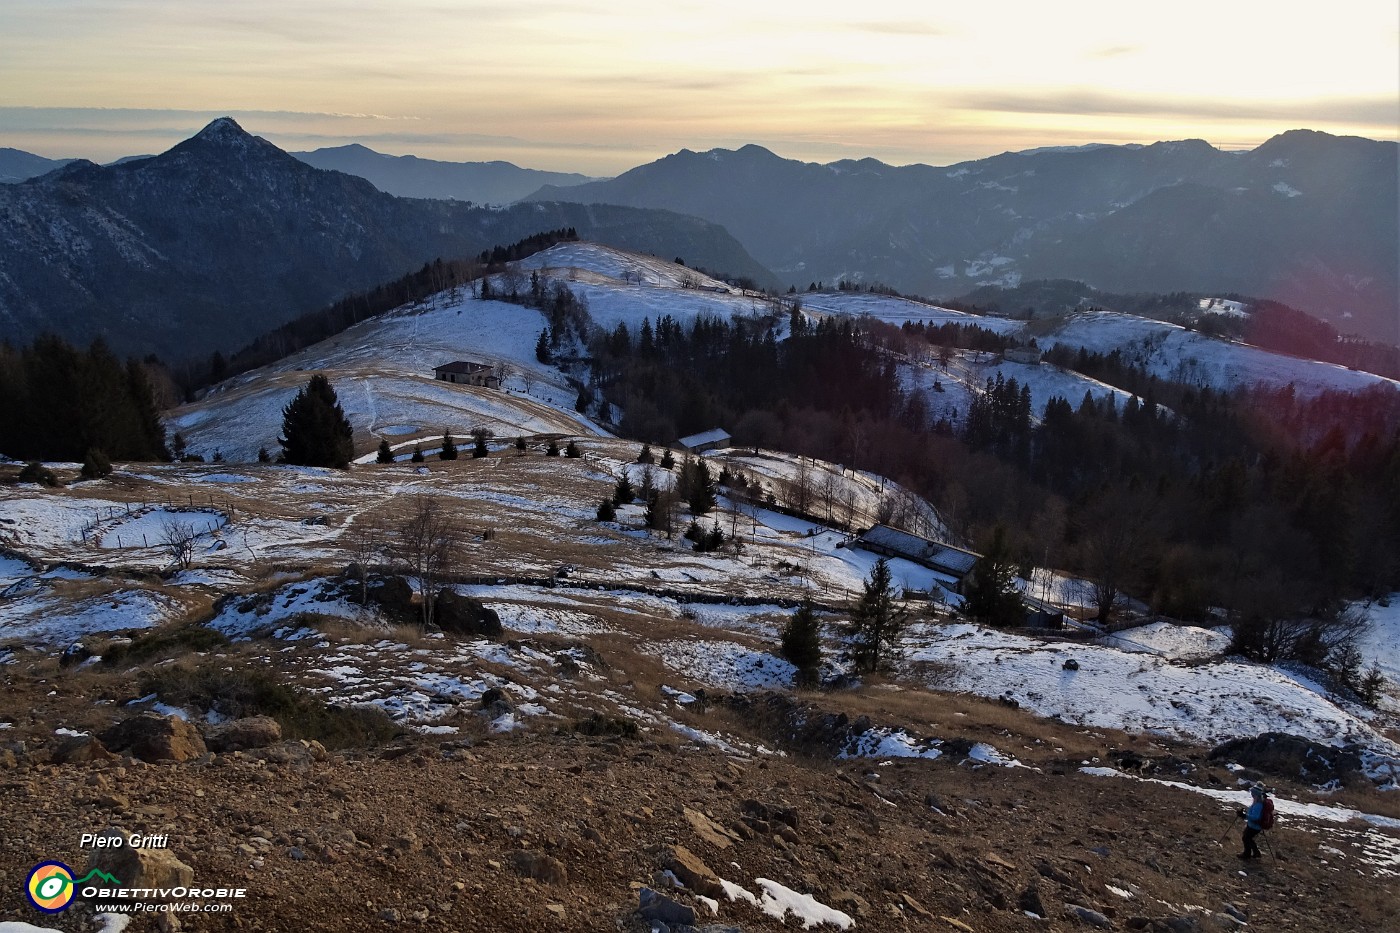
[{"left": 853, "top": 524, "right": 981, "bottom": 594}]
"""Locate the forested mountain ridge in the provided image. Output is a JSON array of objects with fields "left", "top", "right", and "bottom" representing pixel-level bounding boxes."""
[
  {"left": 291, "top": 143, "right": 599, "bottom": 204},
  {"left": 526, "top": 131, "right": 1398, "bottom": 343},
  {"left": 0, "top": 119, "right": 770, "bottom": 361}
]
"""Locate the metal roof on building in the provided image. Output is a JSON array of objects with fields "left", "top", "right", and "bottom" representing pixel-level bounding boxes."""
[
  {"left": 677, "top": 428, "right": 731, "bottom": 449},
  {"left": 856, "top": 524, "right": 981, "bottom": 577},
  {"left": 434, "top": 361, "right": 493, "bottom": 375}
]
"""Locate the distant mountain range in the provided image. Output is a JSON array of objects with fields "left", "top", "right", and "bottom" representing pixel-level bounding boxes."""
[
  {"left": 0, "top": 147, "right": 73, "bottom": 183},
  {"left": 290, "top": 144, "right": 599, "bottom": 204},
  {"left": 0, "top": 119, "right": 770, "bottom": 361},
  {"left": 525, "top": 131, "right": 1398, "bottom": 343}
]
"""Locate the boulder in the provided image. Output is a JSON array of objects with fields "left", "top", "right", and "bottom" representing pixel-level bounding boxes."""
[
  {"left": 433, "top": 589, "right": 502, "bottom": 638},
  {"left": 1019, "top": 882, "right": 1047, "bottom": 919},
  {"left": 1209, "top": 732, "right": 1363, "bottom": 784},
  {"left": 52, "top": 734, "right": 115, "bottom": 764},
  {"left": 204, "top": 716, "right": 282, "bottom": 752},
  {"left": 511, "top": 850, "right": 567, "bottom": 884},
  {"left": 366, "top": 574, "right": 416, "bottom": 622},
  {"left": 99, "top": 713, "right": 206, "bottom": 763},
  {"left": 661, "top": 845, "right": 724, "bottom": 899},
  {"left": 637, "top": 888, "right": 696, "bottom": 926},
  {"left": 85, "top": 830, "right": 194, "bottom": 899},
  {"left": 248, "top": 740, "right": 325, "bottom": 770},
  {"left": 1066, "top": 904, "right": 1115, "bottom": 929},
  {"left": 59, "top": 641, "right": 94, "bottom": 668},
  {"left": 478, "top": 687, "right": 514, "bottom": 719}
]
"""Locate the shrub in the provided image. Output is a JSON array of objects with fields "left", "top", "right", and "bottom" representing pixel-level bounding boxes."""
[
  {"left": 103, "top": 625, "right": 230, "bottom": 666},
  {"left": 18, "top": 461, "right": 59, "bottom": 487},
  {"left": 139, "top": 662, "right": 400, "bottom": 748},
  {"left": 572, "top": 712, "right": 638, "bottom": 738},
  {"left": 81, "top": 448, "right": 113, "bottom": 480}
]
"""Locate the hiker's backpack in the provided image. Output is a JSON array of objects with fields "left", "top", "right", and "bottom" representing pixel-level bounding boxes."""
[{"left": 1259, "top": 796, "right": 1276, "bottom": 830}]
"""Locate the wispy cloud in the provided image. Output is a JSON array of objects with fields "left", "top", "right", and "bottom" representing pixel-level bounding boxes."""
[
  {"left": 953, "top": 90, "right": 1400, "bottom": 127},
  {"left": 1088, "top": 44, "right": 1139, "bottom": 59},
  {"left": 848, "top": 20, "right": 949, "bottom": 37}
]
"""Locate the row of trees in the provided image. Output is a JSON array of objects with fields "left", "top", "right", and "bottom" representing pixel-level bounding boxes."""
[
  {"left": 0, "top": 335, "right": 168, "bottom": 463},
  {"left": 592, "top": 303, "right": 1398, "bottom": 650}
]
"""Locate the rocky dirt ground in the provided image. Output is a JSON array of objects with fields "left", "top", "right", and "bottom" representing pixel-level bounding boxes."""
[
  {"left": 3, "top": 666, "right": 1397, "bottom": 933},
  {"left": 4, "top": 451, "right": 1398, "bottom": 932}
]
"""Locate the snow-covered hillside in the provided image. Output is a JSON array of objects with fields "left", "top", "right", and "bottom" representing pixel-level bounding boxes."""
[
  {"left": 169, "top": 243, "right": 784, "bottom": 462},
  {"left": 170, "top": 242, "right": 1397, "bottom": 463},
  {"left": 806, "top": 293, "right": 1399, "bottom": 400}
]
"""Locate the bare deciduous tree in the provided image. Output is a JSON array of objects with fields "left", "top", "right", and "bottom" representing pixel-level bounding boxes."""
[
  {"left": 499, "top": 264, "right": 525, "bottom": 298},
  {"left": 819, "top": 469, "right": 840, "bottom": 524},
  {"left": 387, "top": 496, "right": 462, "bottom": 629},
  {"left": 785, "top": 458, "right": 815, "bottom": 516},
  {"left": 346, "top": 520, "right": 382, "bottom": 606},
  {"left": 159, "top": 517, "right": 198, "bottom": 570}
]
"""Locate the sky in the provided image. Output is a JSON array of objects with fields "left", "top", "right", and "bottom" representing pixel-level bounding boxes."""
[{"left": 1, "top": 1, "right": 1396, "bottom": 175}]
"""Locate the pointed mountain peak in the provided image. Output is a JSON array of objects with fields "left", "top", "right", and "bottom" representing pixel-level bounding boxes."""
[
  {"left": 162, "top": 116, "right": 294, "bottom": 167},
  {"left": 194, "top": 117, "right": 252, "bottom": 144}
]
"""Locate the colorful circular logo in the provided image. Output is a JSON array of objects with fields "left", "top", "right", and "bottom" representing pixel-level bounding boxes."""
[{"left": 26, "top": 861, "right": 76, "bottom": 913}]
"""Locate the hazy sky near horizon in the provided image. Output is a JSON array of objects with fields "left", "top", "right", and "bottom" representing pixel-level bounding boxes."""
[{"left": 2, "top": 1, "right": 1396, "bottom": 174}]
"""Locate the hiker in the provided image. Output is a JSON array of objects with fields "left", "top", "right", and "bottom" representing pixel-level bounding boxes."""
[{"left": 1237, "top": 784, "right": 1268, "bottom": 858}]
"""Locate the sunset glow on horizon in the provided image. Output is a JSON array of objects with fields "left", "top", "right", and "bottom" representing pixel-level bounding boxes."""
[{"left": 2, "top": 0, "right": 1396, "bottom": 173}]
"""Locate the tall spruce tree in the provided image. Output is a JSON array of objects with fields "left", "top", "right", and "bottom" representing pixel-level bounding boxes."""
[
  {"left": 687, "top": 460, "right": 718, "bottom": 515},
  {"left": 963, "top": 526, "right": 1026, "bottom": 627},
  {"left": 780, "top": 599, "right": 822, "bottom": 687},
  {"left": 278, "top": 374, "right": 354, "bottom": 468},
  {"left": 376, "top": 439, "right": 394, "bottom": 464},
  {"left": 850, "top": 558, "right": 908, "bottom": 673}
]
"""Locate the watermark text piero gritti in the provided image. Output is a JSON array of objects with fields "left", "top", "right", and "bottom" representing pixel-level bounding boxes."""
[{"left": 80, "top": 831, "right": 170, "bottom": 849}]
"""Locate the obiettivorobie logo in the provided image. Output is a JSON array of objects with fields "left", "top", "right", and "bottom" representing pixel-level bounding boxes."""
[{"left": 25, "top": 862, "right": 121, "bottom": 913}]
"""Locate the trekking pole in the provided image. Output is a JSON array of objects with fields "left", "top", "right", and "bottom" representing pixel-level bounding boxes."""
[
  {"left": 1217, "top": 812, "right": 1239, "bottom": 844},
  {"left": 1262, "top": 832, "right": 1282, "bottom": 862}
]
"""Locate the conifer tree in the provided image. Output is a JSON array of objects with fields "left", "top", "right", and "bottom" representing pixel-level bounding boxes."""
[
  {"left": 515, "top": 436, "right": 528, "bottom": 453},
  {"left": 410, "top": 444, "right": 425, "bottom": 463},
  {"left": 688, "top": 460, "right": 717, "bottom": 515},
  {"left": 963, "top": 525, "right": 1026, "bottom": 627},
  {"left": 278, "top": 374, "right": 354, "bottom": 469},
  {"left": 471, "top": 428, "right": 492, "bottom": 458},
  {"left": 613, "top": 474, "right": 635, "bottom": 505},
  {"left": 703, "top": 521, "right": 725, "bottom": 552},
  {"left": 659, "top": 448, "right": 676, "bottom": 470},
  {"left": 781, "top": 599, "right": 822, "bottom": 687},
  {"left": 596, "top": 498, "right": 617, "bottom": 522},
  {"left": 257, "top": 447, "right": 271, "bottom": 463},
  {"left": 565, "top": 440, "right": 581, "bottom": 458},
  {"left": 546, "top": 439, "right": 560, "bottom": 456},
  {"left": 376, "top": 439, "right": 394, "bottom": 464},
  {"left": 439, "top": 431, "right": 458, "bottom": 460},
  {"left": 850, "top": 558, "right": 908, "bottom": 673},
  {"left": 638, "top": 443, "right": 655, "bottom": 464},
  {"left": 81, "top": 448, "right": 112, "bottom": 480},
  {"left": 535, "top": 329, "right": 552, "bottom": 364}
]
